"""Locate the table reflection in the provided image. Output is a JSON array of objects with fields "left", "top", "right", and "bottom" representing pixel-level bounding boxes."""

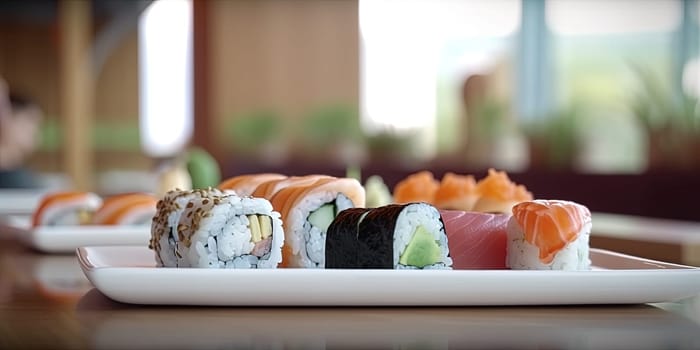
[
  {"left": 74, "top": 289, "right": 700, "bottom": 350},
  {"left": 1, "top": 235, "right": 700, "bottom": 350},
  {"left": 0, "top": 247, "right": 91, "bottom": 304}
]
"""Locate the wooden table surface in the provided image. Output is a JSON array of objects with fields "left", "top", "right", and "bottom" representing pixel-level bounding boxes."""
[{"left": 1, "top": 234, "right": 700, "bottom": 349}]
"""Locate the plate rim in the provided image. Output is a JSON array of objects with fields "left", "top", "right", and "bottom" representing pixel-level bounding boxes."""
[
  {"left": 0, "top": 218, "right": 151, "bottom": 253},
  {"left": 76, "top": 245, "right": 700, "bottom": 306}
]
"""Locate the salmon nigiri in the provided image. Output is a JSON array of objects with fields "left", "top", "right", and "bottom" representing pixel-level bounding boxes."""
[
  {"left": 393, "top": 171, "right": 439, "bottom": 204},
  {"left": 31, "top": 191, "right": 103, "bottom": 227},
  {"left": 506, "top": 200, "right": 592, "bottom": 270},
  {"left": 441, "top": 210, "right": 510, "bottom": 269},
  {"left": 472, "top": 168, "right": 533, "bottom": 214},
  {"left": 433, "top": 172, "right": 479, "bottom": 211}
]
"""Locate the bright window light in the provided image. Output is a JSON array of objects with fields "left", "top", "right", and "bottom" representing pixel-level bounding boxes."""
[
  {"left": 138, "top": 0, "right": 193, "bottom": 158},
  {"left": 547, "top": 0, "right": 681, "bottom": 36},
  {"left": 359, "top": 0, "right": 519, "bottom": 154}
]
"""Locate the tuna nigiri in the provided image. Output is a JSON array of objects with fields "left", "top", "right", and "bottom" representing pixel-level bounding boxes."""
[
  {"left": 507, "top": 200, "right": 592, "bottom": 270},
  {"left": 440, "top": 210, "right": 510, "bottom": 269}
]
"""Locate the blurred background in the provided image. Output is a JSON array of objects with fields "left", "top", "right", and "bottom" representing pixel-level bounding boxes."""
[{"left": 0, "top": 0, "right": 698, "bottom": 220}]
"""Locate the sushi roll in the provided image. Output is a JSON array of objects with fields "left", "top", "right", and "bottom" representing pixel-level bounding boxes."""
[
  {"left": 326, "top": 203, "right": 452, "bottom": 269},
  {"left": 150, "top": 188, "right": 229, "bottom": 267},
  {"left": 506, "top": 200, "right": 591, "bottom": 270},
  {"left": 91, "top": 192, "right": 158, "bottom": 225},
  {"left": 150, "top": 188, "right": 284, "bottom": 268},
  {"left": 252, "top": 174, "right": 331, "bottom": 199},
  {"left": 31, "top": 191, "right": 103, "bottom": 227},
  {"left": 271, "top": 177, "right": 365, "bottom": 268},
  {"left": 217, "top": 173, "right": 286, "bottom": 197}
]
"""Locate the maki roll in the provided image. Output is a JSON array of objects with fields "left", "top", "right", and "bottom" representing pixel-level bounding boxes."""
[
  {"left": 506, "top": 200, "right": 591, "bottom": 270},
  {"left": 151, "top": 190, "right": 284, "bottom": 268},
  {"left": 150, "top": 188, "right": 228, "bottom": 266},
  {"left": 176, "top": 195, "right": 284, "bottom": 268},
  {"left": 150, "top": 188, "right": 284, "bottom": 268},
  {"left": 271, "top": 177, "right": 365, "bottom": 268},
  {"left": 326, "top": 203, "right": 452, "bottom": 269},
  {"left": 252, "top": 175, "right": 331, "bottom": 199},
  {"left": 32, "top": 191, "right": 103, "bottom": 227}
]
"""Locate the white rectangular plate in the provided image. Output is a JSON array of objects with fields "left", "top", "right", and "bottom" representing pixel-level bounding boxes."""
[
  {"left": 1, "top": 216, "right": 150, "bottom": 253},
  {"left": 78, "top": 246, "right": 700, "bottom": 306}
]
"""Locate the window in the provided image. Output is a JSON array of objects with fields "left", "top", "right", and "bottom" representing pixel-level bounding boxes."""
[{"left": 359, "top": 0, "right": 521, "bottom": 162}]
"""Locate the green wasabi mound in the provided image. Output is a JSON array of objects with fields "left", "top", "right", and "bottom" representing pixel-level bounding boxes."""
[
  {"left": 186, "top": 147, "right": 221, "bottom": 189},
  {"left": 399, "top": 226, "right": 441, "bottom": 268}
]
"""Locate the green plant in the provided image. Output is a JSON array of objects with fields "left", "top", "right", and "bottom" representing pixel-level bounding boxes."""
[
  {"left": 523, "top": 105, "right": 582, "bottom": 170},
  {"left": 225, "top": 109, "right": 284, "bottom": 154},
  {"left": 629, "top": 63, "right": 700, "bottom": 168},
  {"left": 298, "top": 104, "right": 364, "bottom": 149}
]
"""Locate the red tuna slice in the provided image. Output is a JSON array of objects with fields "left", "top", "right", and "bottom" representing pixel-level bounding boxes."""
[{"left": 440, "top": 210, "right": 510, "bottom": 269}]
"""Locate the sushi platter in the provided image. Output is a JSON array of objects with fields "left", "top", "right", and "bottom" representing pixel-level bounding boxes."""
[
  {"left": 13, "top": 169, "right": 700, "bottom": 305},
  {"left": 77, "top": 245, "right": 700, "bottom": 306}
]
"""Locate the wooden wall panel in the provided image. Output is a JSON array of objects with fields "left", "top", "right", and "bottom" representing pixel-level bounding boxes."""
[{"left": 208, "top": 0, "right": 359, "bottom": 144}]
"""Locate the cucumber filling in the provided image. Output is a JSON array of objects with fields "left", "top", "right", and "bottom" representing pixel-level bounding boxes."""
[
  {"left": 304, "top": 194, "right": 353, "bottom": 266},
  {"left": 308, "top": 203, "right": 336, "bottom": 233},
  {"left": 398, "top": 225, "right": 442, "bottom": 268}
]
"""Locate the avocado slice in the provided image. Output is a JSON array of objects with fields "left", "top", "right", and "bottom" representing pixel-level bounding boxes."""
[
  {"left": 308, "top": 203, "right": 336, "bottom": 232},
  {"left": 398, "top": 226, "right": 442, "bottom": 268}
]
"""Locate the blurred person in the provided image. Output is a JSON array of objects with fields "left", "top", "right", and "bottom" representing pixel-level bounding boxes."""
[{"left": 0, "top": 79, "right": 43, "bottom": 188}]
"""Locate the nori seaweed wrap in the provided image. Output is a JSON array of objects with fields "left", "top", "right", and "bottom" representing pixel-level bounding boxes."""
[{"left": 325, "top": 203, "right": 452, "bottom": 269}]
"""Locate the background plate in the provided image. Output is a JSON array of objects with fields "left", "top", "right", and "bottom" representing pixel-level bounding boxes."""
[{"left": 1, "top": 217, "right": 150, "bottom": 253}]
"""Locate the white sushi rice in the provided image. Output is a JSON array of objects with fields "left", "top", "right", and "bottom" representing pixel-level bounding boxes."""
[
  {"left": 152, "top": 189, "right": 225, "bottom": 267},
  {"left": 393, "top": 203, "right": 452, "bottom": 269},
  {"left": 287, "top": 192, "right": 355, "bottom": 268},
  {"left": 506, "top": 217, "right": 591, "bottom": 270}
]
